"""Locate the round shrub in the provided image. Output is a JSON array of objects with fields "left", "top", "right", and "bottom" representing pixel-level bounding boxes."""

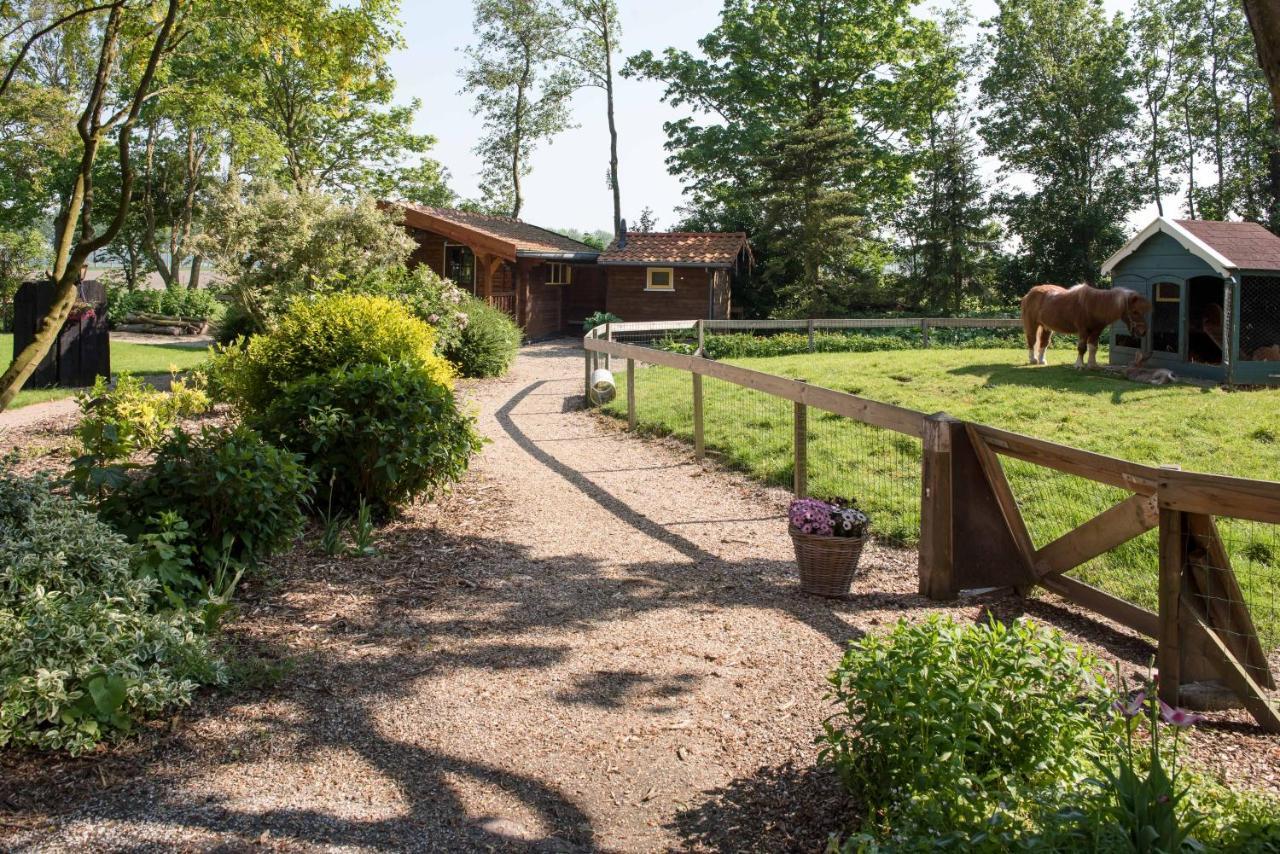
[
  {"left": 445, "top": 297, "right": 521, "bottom": 378},
  {"left": 97, "top": 424, "right": 312, "bottom": 575},
  {"left": 254, "top": 361, "right": 483, "bottom": 516},
  {"left": 819, "top": 615, "right": 1106, "bottom": 836},
  {"left": 0, "top": 470, "right": 223, "bottom": 755},
  {"left": 210, "top": 293, "right": 454, "bottom": 413}
]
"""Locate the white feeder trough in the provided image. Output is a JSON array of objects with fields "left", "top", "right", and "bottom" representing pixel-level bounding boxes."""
[{"left": 589, "top": 368, "right": 616, "bottom": 405}]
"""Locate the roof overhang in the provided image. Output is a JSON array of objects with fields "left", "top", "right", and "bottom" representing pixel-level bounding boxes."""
[
  {"left": 516, "top": 250, "right": 601, "bottom": 262},
  {"left": 1101, "top": 216, "right": 1236, "bottom": 278},
  {"left": 394, "top": 203, "right": 519, "bottom": 262}
]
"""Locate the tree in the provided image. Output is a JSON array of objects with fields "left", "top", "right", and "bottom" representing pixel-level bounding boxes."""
[
  {"left": 554, "top": 0, "right": 623, "bottom": 236},
  {"left": 1132, "top": 0, "right": 1179, "bottom": 216},
  {"left": 634, "top": 206, "right": 657, "bottom": 232},
  {"left": 627, "top": 0, "right": 943, "bottom": 316},
  {"left": 979, "top": 0, "right": 1139, "bottom": 286},
  {"left": 463, "top": 0, "right": 575, "bottom": 219},
  {"left": 1243, "top": 0, "right": 1280, "bottom": 230},
  {"left": 0, "top": 227, "right": 46, "bottom": 331},
  {"left": 0, "top": 0, "right": 182, "bottom": 411}
]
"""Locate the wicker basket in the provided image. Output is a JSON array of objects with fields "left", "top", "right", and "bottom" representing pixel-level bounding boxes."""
[{"left": 789, "top": 526, "right": 865, "bottom": 597}]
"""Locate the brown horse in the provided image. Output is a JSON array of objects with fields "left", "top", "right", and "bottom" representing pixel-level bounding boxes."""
[{"left": 1021, "top": 284, "right": 1152, "bottom": 369}]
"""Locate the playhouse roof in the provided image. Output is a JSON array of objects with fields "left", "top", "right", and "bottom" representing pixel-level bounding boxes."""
[
  {"left": 1101, "top": 216, "right": 1280, "bottom": 277},
  {"left": 599, "top": 231, "right": 750, "bottom": 268}
]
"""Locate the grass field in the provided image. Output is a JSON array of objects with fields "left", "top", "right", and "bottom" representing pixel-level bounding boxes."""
[
  {"left": 602, "top": 347, "right": 1280, "bottom": 646},
  {"left": 2, "top": 333, "right": 211, "bottom": 409}
]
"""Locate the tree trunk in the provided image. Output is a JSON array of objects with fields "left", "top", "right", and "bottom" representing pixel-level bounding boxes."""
[
  {"left": 189, "top": 254, "right": 203, "bottom": 290},
  {"left": 1243, "top": 0, "right": 1280, "bottom": 232},
  {"left": 604, "top": 23, "right": 621, "bottom": 237}
]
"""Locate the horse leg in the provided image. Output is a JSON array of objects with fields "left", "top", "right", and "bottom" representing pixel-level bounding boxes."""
[
  {"left": 1037, "top": 328, "right": 1052, "bottom": 365},
  {"left": 1023, "top": 315, "right": 1039, "bottom": 364},
  {"left": 1087, "top": 330, "right": 1101, "bottom": 369},
  {"left": 1075, "top": 334, "right": 1087, "bottom": 370}
]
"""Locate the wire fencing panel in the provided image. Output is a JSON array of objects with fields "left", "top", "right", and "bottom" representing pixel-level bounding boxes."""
[
  {"left": 1239, "top": 275, "right": 1280, "bottom": 362},
  {"left": 1193, "top": 517, "right": 1280, "bottom": 665}
]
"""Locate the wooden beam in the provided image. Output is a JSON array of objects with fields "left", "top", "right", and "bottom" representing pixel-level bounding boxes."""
[
  {"left": 964, "top": 424, "right": 1037, "bottom": 576},
  {"left": 626, "top": 358, "right": 636, "bottom": 430},
  {"left": 692, "top": 373, "right": 705, "bottom": 459},
  {"left": 793, "top": 380, "right": 808, "bottom": 498},
  {"left": 1158, "top": 508, "right": 1184, "bottom": 706},
  {"left": 1040, "top": 574, "right": 1161, "bottom": 638},
  {"left": 1158, "top": 470, "right": 1280, "bottom": 525},
  {"left": 1033, "top": 494, "right": 1159, "bottom": 579},
  {"left": 919, "top": 414, "right": 956, "bottom": 600},
  {"left": 969, "top": 424, "right": 1160, "bottom": 495},
  {"left": 399, "top": 207, "right": 517, "bottom": 261}
]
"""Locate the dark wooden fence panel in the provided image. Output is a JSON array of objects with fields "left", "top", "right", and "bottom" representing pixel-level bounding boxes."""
[{"left": 12, "top": 279, "right": 109, "bottom": 389}]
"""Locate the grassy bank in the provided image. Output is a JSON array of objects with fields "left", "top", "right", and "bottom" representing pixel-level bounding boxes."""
[
  {"left": 2, "top": 333, "right": 210, "bottom": 409},
  {"left": 602, "top": 347, "right": 1280, "bottom": 645}
]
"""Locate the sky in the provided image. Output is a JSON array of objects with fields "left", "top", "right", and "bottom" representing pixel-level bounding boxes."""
[{"left": 388, "top": 0, "right": 1139, "bottom": 235}]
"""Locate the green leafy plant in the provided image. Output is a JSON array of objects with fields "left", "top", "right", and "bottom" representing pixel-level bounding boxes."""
[
  {"left": 76, "top": 372, "right": 211, "bottom": 460},
  {"left": 350, "top": 498, "right": 378, "bottom": 556},
  {"left": 253, "top": 360, "right": 482, "bottom": 516},
  {"left": 582, "top": 310, "right": 621, "bottom": 332},
  {"left": 91, "top": 425, "right": 312, "bottom": 576},
  {"left": 819, "top": 615, "right": 1107, "bottom": 839},
  {"left": 208, "top": 293, "right": 454, "bottom": 413},
  {"left": 0, "top": 469, "right": 223, "bottom": 755},
  {"left": 444, "top": 296, "right": 521, "bottom": 378},
  {"left": 133, "top": 511, "right": 202, "bottom": 603}
]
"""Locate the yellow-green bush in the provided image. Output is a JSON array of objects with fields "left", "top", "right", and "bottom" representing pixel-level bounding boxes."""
[
  {"left": 210, "top": 294, "right": 454, "bottom": 413},
  {"left": 76, "top": 372, "right": 210, "bottom": 460}
]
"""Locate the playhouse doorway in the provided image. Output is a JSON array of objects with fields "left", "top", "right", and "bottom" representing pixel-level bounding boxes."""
[{"left": 1186, "top": 275, "right": 1224, "bottom": 365}]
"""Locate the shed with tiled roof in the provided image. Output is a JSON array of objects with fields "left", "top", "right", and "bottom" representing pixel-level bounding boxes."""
[
  {"left": 600, "top": 232, "right": 750, "bottom": 268},
  {"left": 1100, "top": 216, "right": 1280, "bottom": 385}
]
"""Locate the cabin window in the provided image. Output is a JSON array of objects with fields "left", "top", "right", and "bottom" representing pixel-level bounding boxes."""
[
  {"left": 1155, "top": 282, "right": 1180, "bottom": 302},
  {"left": 547, "top": 262, "right": 572, "bottom": 285},
  {"left": 646, "top": 267, "right": 674, "bottom": 291},
  {"left": 444, "top": 243, "right": 475, "bottom": 292}
]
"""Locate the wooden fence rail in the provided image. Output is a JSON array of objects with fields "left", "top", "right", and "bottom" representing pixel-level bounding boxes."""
[{"left": 582, "top": 321, "right": 1280, "bottom": 732}]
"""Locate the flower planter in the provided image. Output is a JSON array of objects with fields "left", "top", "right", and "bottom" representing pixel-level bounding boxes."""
[{"left": 789, "top": 525, "right": 865, "bottom": 597}]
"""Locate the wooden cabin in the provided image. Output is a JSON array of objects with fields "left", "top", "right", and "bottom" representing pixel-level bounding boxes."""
[
  {"left": 393, "top": 203, "right": 748, "bottom": 337},
  {"left": 1101, "top": 217, "right": 1280, "bottom": 385}
]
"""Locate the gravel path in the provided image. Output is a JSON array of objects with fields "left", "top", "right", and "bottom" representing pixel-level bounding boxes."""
[{"left": 1, "top": 339, "right": 1276, "bottom": 852}]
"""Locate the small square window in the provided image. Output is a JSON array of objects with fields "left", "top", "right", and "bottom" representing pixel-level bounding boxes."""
[
  {"left": 1155, "top": 282, "right": 1180, "bottom": 302},
  {"left": 646, "top": 267, "right": 674, "bottom": 291},
  {"left": 547, "top": 262, "right": 572, "bottom": 285}
]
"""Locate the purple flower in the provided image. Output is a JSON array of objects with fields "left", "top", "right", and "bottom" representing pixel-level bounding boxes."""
[
  {"left": 1159, "top": 700, "right": 1205, "bottom": 728},
  {"left": 1113, "top": 690, "right": 1146, "bottom": 719}
]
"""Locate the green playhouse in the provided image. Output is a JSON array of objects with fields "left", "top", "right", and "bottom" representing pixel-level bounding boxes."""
[{"left": 1102, "top": 217, "right": 1280, "bottom": 385}]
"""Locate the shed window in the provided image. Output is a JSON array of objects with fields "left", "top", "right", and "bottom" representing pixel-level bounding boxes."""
[
  {"left": 646, "top": 267, "right": 674, "bottom": 291},
  {"left": 1155, "top": 282, "right": 1180, "bottom": 302},
  {"left": 547, "top": 262, "right": 572, "bottom": 285}
]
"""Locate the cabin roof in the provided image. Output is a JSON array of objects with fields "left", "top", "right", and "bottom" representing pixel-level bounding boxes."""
[
  {"left": 1102, "top": 216, "right": 1280, "bottom": 277},
  {"left": 392, "top": 202, "right": 600, "bottom": 261},
  {"left": 599, "top": 231, "right": 750, "bottom": 268}
]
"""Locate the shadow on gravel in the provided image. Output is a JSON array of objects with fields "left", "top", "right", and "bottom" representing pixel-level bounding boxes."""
[{"left": 669, "top": 761, "right": 856, "bottom": 853}]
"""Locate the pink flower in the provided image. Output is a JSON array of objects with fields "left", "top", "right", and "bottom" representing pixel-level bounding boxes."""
[
  {"left": 1113, "top": 690, "right": 1146, "bottom": 719},
  {"left": 1159, "top": 700, "right": 1205, "bottom": 728}
]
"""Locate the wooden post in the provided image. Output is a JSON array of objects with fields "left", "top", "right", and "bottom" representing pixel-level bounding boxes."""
[
  {"left": 584, "top": 337, "right": 593, "bottom": 408},
  {"left": 919, "top": 413, "right": 957, "bottom": 599},
  {"left": 807, "top": 318, "right": 815, "bottom": 352},
  {"left": 605, "top": 321, "right": 612, "bottom": 371},
  {"left": 692, "top": 372, "right": 705, "bottom": 459},
  {"left": 1158, "top": 505, "right": 1184, "bottom": 706},
  {"left": 626, "top": 358, "right": 636, "bottom": 430},
  {"left": 921, "top": 319, "right": 931, "bottom": 349},
  {"left": 696, "top": 319, "right": 705, "bottom": 357},
  {"left": 793, "top": 379, "right": 808, "bottom": 497}
]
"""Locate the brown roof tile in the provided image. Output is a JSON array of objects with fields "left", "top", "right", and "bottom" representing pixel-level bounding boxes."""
[
  {"left": 396, "top": 203, "right": 599, "bottom": 256},
  {"left": 600, "top": 232, "right": 750, "bottom": 267},
  {"left": 1175, "top": 219, "right": 1280, "bottom": 271}
]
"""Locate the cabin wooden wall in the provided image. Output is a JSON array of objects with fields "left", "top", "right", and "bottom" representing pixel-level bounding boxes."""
[
  {"left": 605, "top": 266, "right": 712, "bottom": 321},
  {"left": 521, "top": 261, "right": 562, "bottom": 339},
  {"left": 563, "top": 265, "right": 606, "bottom": 330},
  {"left": 408, "top": 229, "right": 447, "bottom": 277}
]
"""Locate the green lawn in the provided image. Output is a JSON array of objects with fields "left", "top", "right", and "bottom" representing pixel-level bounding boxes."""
[
  {"left": 603, "top": 347, "right": 1280, "bottom": 647},
  {"left": 2, "top": 333, "right": 211, "bottom": 409}
]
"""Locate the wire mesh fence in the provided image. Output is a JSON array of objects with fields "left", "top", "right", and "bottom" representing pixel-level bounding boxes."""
[
  {"left": 1190, "top": 516, "right": 1280, "bottom": 668},
  {"left": 1239, "top": 275, "right": 1280, "bottom": 362}
]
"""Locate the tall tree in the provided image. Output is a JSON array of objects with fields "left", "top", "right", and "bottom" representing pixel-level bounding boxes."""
[
  {"left": 554, "top": 0, "right": 623, "bottom": 236},
  {"left": 1243, "top": 0, "right": 1280, "bottom": 230},
  {"left": 0, "top": 0, "right": 183, "bottom": 411},
  {"left": 463, "top": 0, "right": 575, "bottom": 219},
  {"left": 627, "top": 0, "right": 942, "bottom": 316},
  {"left": 1132, "top": 0, "right": 1179, "bottom": 216},
  {"left": 979, "top": 0, "right": 1139, "bottom": 286}
]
